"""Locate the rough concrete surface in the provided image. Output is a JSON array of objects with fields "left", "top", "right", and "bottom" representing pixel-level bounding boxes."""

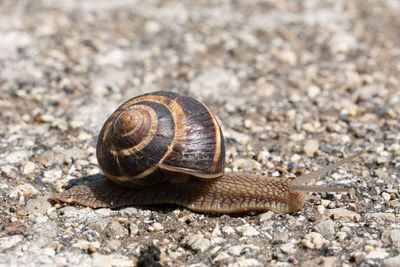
[{"left": 0, "top": 0, "right": 399, "bottom": 266}]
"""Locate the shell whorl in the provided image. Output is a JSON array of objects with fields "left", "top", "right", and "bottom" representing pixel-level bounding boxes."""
[{"left": 96, "top": 91, "right": 226, "bottom": 186}]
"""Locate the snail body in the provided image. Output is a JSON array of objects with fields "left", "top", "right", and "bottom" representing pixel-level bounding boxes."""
[{"left": 51, "top": 91, "right": 361, "bottom": 214}]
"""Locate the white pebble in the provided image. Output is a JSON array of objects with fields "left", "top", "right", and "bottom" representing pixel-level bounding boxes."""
[
  {"left": 273, "top": 49, "right": 297, "bottom": 65},
  {"left": 302, "top": 232, "right": 325, "bottom": 249},
  {"left": 256, "top": 79, "right": 275, "bottom": 97},
  {"left": 72, "top": 239, "right": 90, "bottom": 250},
  {"left": 212, "top": 251, "right": 232, "bottom": 264},
  {"left": 336, "top": 232, "right": 347, "bottom": 242},
  {"left": 129, "top": 224, "right": 139, "bottom": 237},
  {"left": 257, "top": 150, "right": 270, "bottom": 164},
  {"left": 243, "top": 119, "right": 253, "bottom": 129},
  {"left": 317, "top": 205, "right": 326, "bottom": 214},
  {"left": 152, "top": 222, "right": 164, "bottom": 231},
  {"left": 183, "top": 233, "right": 210, "bottom": 252},
  {"left": 303, "top": 139, "right": 319, "bottom": 156},
  {"left": 327, "top": 208, "right": 362, "bottom": 222},
  {"left": 384, "top": 255, "right": 400, "bottom": 267},
  {"left": 328, "top": 32, "right": 358, "bottom": 54},
  {"left": 231, "top": 158, "right": 261, "bottom": 171},
  {"left": 320, "top": 199, "right": 331, "bottom": 207},
  {"left": 92, "top": 254, "right": 132, "bottom": 267},
  {"left": 365, "top": 249, "right": 389, "bottom": 259},
  {"left": 228, "top": 245, "right": 245, "bottom": 256},
  {"left": 41, "top": 247, "right": 56, "bottom": 257},
  {"left": 236, "top": 224, "right": 259, "bottom": 237},
  {"left": 290, "top": 154, "right": 302, "bottom": 162},
  {"left": 280, "top": 243, "right": 295, "bottom": 254},
  {"left": 389, "top": 229, "right": 400, "bottom": 247},
  {"left": 22, "top": 161, "right": 36, "bottom": 175},
  {"left": 212, "top": 224, "right": 222, "bottom": 237},
  {"left": 286, "top": 109, "right": 297, "bottom": 120},
  {"left": 146, "top": 225, "right": 155, "bottom": 232},
  {"left": 307, "top": 85, "right": 321, "bottom": 98},
  {"left": 230, "top": 258, "right": 261, "bottom": 266},
  {"left": 0, "top": 235, "right": 23, "bottom": 250},
  {"left": 40, "top": 113, "right": 55, "bottom": 122},
  {"left": 389, "top": 143, "right": 400, "bottom": 156},
  {"left": 222, "top": 226, "right": 235, "bottom": 236},
  {"left": 382, "top": 192, "right": 391, "bottom": 202},
  {"left": 376, "top": 156, "right": 389, "bottom": 164},
  {"left": 259, "top": 211, "right": 274, "bottom": 222}
]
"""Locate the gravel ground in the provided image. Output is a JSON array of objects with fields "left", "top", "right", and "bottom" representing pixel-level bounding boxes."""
[{"left": 1, "top": 0, "right": 400, "bottom": 266}]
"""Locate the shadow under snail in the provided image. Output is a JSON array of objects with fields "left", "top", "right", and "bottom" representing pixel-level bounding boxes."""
[{"left": 50, "top": 91, "right": 362, "bottom": 214}]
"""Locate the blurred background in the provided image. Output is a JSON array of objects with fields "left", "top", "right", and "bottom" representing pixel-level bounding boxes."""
[{"left": 2, "top": 0, "right": 399, "bottom": 171}]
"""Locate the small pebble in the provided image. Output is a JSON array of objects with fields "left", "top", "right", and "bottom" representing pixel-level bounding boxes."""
[
  {"left": 228, "top": 245, "right": 245, "bottom": 256},
  {"left": 320, "top": 199, "right": 331, "bottom": 207},
  {"left": 388, "top": 229, "right": 400, "bottom": 247},
  {"left": 314, "top": 219, "right": 335, "bottom": 238},
  {"left": 92, "top": 254, "right": 133, "bottom": 267},
  {"left": 26, "top": 196, "right": 52, "bottom": 215},
  {"left": 389, "top": 143, "right": 400, "bottom": 156},
  {"left": 302, "top": 232, "right": 325, "bottom": 249},
  {"left": 327, "top": 208, "right": 362, "bottom": 222},
  {"left": 307, "top": 85, "right": 321, "bottom": 98},
  {"left": 222, "top": 226, "right": 236, "bottom": 236},
  {"left": 259, "top": 211, "right": 274, "bottom": 222},
  {"left": 365, "top": 249, "right": 389, "bottom": 259},
  {"left": 182, "top": 233, "right": 211, "bottom": 252},
  {"left": 236, "top": 224, "right": 259, "bottom": 237},
  {"left": 212, "top": 251, "right": 232, "bottom": 264},
  {"left": 212, "top": 224, "right": 222, "bottom": 237},
  {"left": 231, "top": 158, "right": 262, "bottom": 171},
  {"left": 152, "top": 222, "right": 164, "bottom": 232},
  {"left": 229, "top": 258, "right": 261, "bottom": 267},
  {"left": 376, "top": 156, "right": 389, "bottom": 164},
  {"left": 243, "top": 119, "right": 253, "bottom": 129},
  {"left": 0, "top": 235, "right": 23, "bottom": 250},
  {"left": 280, "top": 243, "right": 295, "bottom": 254},
  {"left": 336, "top": 232, "right": 347, "bottom": 242},
  {"left": 290, "top": 154, "right": 302, "bottom": 162},
  {"left": 104, "top": 219, "right": 129, "bottom": 238},
  {"left": 364, "top": 213, "right": 396, "bottom": 222},
  {"left": 303, "top": 139, "right": 319, "bottom": 156},
  {"left": 300, "top": 256, "right": 337, "bottom": 267},
  {"left": 22, "top": 161, "right": 36, "bottom": 175},
  {"left": 384, "top": 255, "right": 400, "bottom": 267},
  {"left": 382, "top": 192, "right": 391, "bottom": 202},
  {"left": 72, "top": 240, "right": 91, "bottom": 250}
]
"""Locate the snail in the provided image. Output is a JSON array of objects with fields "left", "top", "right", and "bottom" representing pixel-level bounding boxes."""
[{"left": 50, "top": 91, "right": 362, "bottom": 214}]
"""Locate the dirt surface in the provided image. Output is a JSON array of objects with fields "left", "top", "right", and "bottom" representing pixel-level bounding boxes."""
[{"left": 1, "top": 0, "right": 400, "bottom": 266}]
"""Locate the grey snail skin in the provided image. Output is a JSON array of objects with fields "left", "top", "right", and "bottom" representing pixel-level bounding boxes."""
[{"left": 50, "top": 91, "right": 361, "bottom": 214}]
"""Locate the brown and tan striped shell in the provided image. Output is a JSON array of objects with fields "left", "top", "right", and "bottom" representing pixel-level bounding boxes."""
[{"left": 96, "top": 91, "right": 226, "bottom": 187}]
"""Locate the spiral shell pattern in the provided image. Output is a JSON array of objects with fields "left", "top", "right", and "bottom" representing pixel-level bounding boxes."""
[{"left": 96, "top": 91, "right": 225, "bottom": 186}]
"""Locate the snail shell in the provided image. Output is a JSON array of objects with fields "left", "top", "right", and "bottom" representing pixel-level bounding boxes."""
[
  {"left": 50, "top": 91, "right": 361, "bottom": 214},
  {"left": 97, "top": 91, "right": 225, "bottom": 186}
]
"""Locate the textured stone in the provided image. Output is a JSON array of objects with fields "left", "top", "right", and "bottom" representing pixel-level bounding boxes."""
[
  {"left": 26, "top": 197, "right": 52, "bottom": 215},
  {"left": 303, "top": 139, "right": 319, "bottom": 156},
  {"left": 236, "top": 224, "right": 259, "bottom": 237},
  {"left": 314, "top": 219, "right": 335, "bottom": 238},
  {"left": 183, "top": 233, "right": 211, "bottom": 252},
  {"left": 0, "top": 235, "right": 23, "bottom": 250},
  {"left": 302, "top": 232, "right": 325, "bottom": 249}
]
